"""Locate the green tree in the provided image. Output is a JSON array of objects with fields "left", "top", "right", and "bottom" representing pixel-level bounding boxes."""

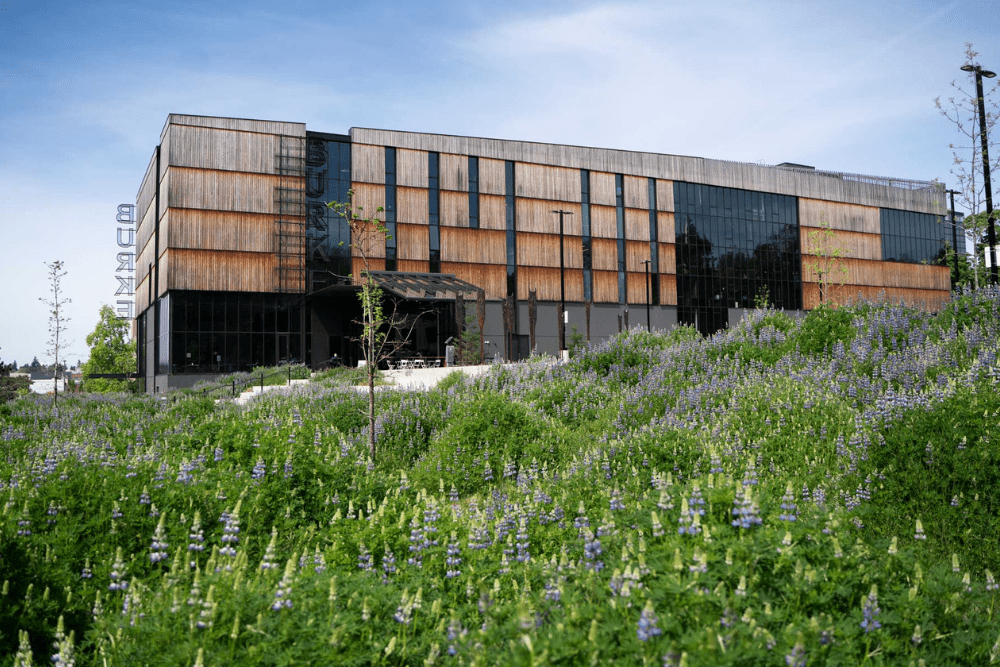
[
  {"left": 81, "top": 305, "right": 136, "bottom": 392},
  {"left": 326, "top": 191, "right": 421, "bottom": 462},
  {"left": 0, "top": 350, "right": 30, "bottom": 404}
]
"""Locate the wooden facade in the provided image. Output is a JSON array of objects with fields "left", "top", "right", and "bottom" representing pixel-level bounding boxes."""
[{"left": 137, "top": 114, "right": 954, "bottom": 377}]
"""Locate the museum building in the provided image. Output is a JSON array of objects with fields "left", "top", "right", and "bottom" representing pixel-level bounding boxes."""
[{"left": 134, "top": 114, "right": 951, "bottom": 392}]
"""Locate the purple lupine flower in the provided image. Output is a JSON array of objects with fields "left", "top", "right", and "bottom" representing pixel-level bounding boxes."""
[
  {"left": 860, "top": 587, "right": 881, "bottom": 633},
  {"left": 637, "top": 601, "right": 662, "bottom": 641},
  {"left": 213, "top": 447, "right": 223, "bottom": 462},
  {"left": 382, "top": 547, "right": 396, "bottom": 582},
  {"left": 251, "top": 457, "right": 266, "bottom": 482},
  {"left": 785, "top": 642, "right": 806, "bottom": 667},
  {"left": 272, "top": 559, "right": 295, "bottom": 611},
  {"left": 446, "top": 535, "right": 462, "bottom": 578},
  {"left": 260, "top": 529, "right": 278, "bottom": 571},
  {"left": 108, "top": 548, "right": 128, "bottom": 591},
  {"left": 515, "top": 517, "right": 530, "bottom": 563},
  {"left": 609, "top": 487, "right": 626, "bottom": 511},
  {"left": 218, "top": 507, "right": 240, "bottom": 564},
  {"left": 149, "top": 514, "right": 169, "bottom": 563},
  {"left": 357, "top": 543, "right": 373, "bottom": 573},
  {"left": 779, "top": 483, "right": 799, "bottom": 522}
]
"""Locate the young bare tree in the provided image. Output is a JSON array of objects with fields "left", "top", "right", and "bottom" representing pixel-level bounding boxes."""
[
  {"left": 806, "top": 220, "right": 849, "bottom": 306},
  {"left": 935, "top": 43, "right": 1000, "bottom": 289},
  {"left": 326, "top": 191, "right": 420, "bottom": 462},
  {"left": 39, "top": 260, "right": 71, "bottom": 407}
]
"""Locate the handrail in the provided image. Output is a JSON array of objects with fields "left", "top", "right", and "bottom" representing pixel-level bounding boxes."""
[{"left": 200, "top": 365, "right": 307, "bottom": 399}]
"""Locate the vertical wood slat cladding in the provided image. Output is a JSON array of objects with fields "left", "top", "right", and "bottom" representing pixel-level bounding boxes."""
[
  {"left": 589, "top": 172, "right": 617, "bottom": 206},
  {"left": 158, "top": 250, "right": 169, "bottom": 297},
  {"left": 479, "top": 194, "right": 506, "bottom": 230},
  {"left": 479, "top": 158, "right": 506, "bottom": 195},
  {"left": 516, "top": 232, "right": 583, "bottom": 269},
  {"left": 442, "top": 228, "right": 506, "bottom": 264},
  {"left": 627, "top": 272, "right": 652, "bottom": 304},
  {"left": 136, "top": 149, "right": 158, "bottom": 232},
  {"left": 513, "top": 163, "right": 582, "bottom": 202},
  {"left": 799, "top": 226, "right": 882, "bottom": 260},
  {"left": 136, "top": 198, "right": 158, "bottom": 265},
  {"left": 516, "top": 200, "right": 582, "bottom": 235},
  {"left": 658, "top": 243, "right": 677, "bottom": 274},
  {"left": 592, "top": 270, "right": 619, "bottom": 302},
  {"left": 518, "top": 267, "right": 583, "bottom": 301},
  {"left": 659, "top": 274, "right": 678, "bottom": 305},
  {"left": 440, "top": 153, "right": 468, "bottom": 191},
  {"left": 397, "top": 223, "right": 429, "bottom": 260},
  {"left": 802, "top": 283, "right": 950, "bottom": 311},
  {"left": 801, "top": 257, "right": 949, "bottom": 290},
  {"left": 165, "top": 249, "right": 288, "bottom": 293},
  {"left": 167, "top": 209, "right": 277, "bottom": 252},
  {"left": 351, "top": 144, "right": 385, "bottom": 184},
  {"left": 398, "top": 187, "right": 429, "bottom": 225},
  {"left": 591, "top": 238, "right": 619, "bottom": 271},
  {"left": 398, "top": 149, "right": 428, "bottom": 188},
  {"left": 352, "top": 127, "right": 944, "bottom": 215},
  {"left": 657, "top": 211, "right": 675, "bottom": 243},
  {"left": 441, "top": 190, "right": 470, "bottom": 227},
  {"left": 167, "top": 114, "right": 305, "bottom": 137},
  {"left": 624, "top": 208, "right": 650, "bottom": 241},
  {"left": 624, "top": 175, "right": 649, "bottom": 210},
  {"left": 799, "top": 198, "right": 880, "bottom": 234},
  {"left": 351, "top": 182, "right": 386, "bottom": 225},
  {"left": 167, "top": 125, "right": 278, "bottom": 173},
  {"left": 353, "top": 257, "right": 386, "bottom": 277},
  {"left": 136, "top": 275, "right": 149, "bottom": 316},
  {"left": 625, "top": 240, "right": 653, "bottom": 272},
  {"left": 349, "top": 220, "right": 387, "bottom": 259},
  {"left": 590, "top": 205, "right": 618, "bottom": 238},
  {"left": 168, "top": 168, "right": 300, "bottom": 214},
  {"left": 655, "top": 179, "right": 674, "bottom": 212},
  {"left": 441, "top": 262, "right": 506, "bottom": 300},
  {"left": 136, "top": 223, "right": 159, "bottom": 288},
  {"left": 881, "top": 263, "right": 950, "bottom": 290},
  {"left": 398, "top": 260, "right": 430, "bottom": 273}
]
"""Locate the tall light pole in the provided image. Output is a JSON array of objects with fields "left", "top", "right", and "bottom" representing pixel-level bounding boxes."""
[
  {"left": 552, "top": 210, "right": 574, "bottom": 353},
  {"left": 641, "top": 259, "right": 651, "bottom": 331},
  {"left": 962, "top": 62, "right": 998, "bottom": 285},
  {"left": 946, "top": 188, "right": 961, "bottom": 286}
]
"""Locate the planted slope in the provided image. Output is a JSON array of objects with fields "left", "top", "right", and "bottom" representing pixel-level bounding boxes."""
[{"left": 1, "top": 289, "right": 999, "bottom": 665}]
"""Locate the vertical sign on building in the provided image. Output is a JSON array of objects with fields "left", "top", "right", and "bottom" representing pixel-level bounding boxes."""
[{"left": 115, "top": 204, "right": 136, "bottom": 319}]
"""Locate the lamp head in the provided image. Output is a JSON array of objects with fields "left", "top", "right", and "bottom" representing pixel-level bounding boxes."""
[{"left": 961, "top": 64, "right": 976, "bottom": 73}]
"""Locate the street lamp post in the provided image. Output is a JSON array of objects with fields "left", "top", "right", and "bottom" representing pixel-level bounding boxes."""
[
  {"left": 641, "top": 259, "right": 651, "bottom": 331},
  {"left": 946, "top": 188, "right": 961, "bottom": 285},
  {"left": 961, "top": 62, "right": 998, "bottom": 285},
  {"left": 552, "top": 210, "right": 574, "bottom": 353}
]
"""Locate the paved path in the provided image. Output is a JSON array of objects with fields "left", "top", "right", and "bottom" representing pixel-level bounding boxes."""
[{"left": 227, "top": 365, "right": 501, "bottom": 405}]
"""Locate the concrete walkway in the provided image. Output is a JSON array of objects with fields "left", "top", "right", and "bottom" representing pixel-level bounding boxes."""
[
  {"left": 227, "top": 365, "right": 500, "bottom": 405},
  {"left": 381, "top": 363, "right": 497, "bottom": 389}
]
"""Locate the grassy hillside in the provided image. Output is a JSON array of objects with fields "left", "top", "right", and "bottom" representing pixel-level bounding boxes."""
[{"left": 2, "top": 288, "right": 999, "bottom": 666}]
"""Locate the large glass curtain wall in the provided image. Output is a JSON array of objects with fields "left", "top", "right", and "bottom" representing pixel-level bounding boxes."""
[
  {"left": 169, "top": 291, "right": 305, "bottom": 373},
  {"left": 305, "top": 133, "right": 353, "bottom": 289},
  {"left": 674, "top": 182, "right": 802, "bottom": 335},
  {"left": 880, "top": 209, "right": 947, "bottom": 264}
]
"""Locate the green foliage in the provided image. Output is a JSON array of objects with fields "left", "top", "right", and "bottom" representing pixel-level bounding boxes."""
[
  {"left": 456, "top": 314, "right": 482, "bottom": 365},
  {"left": 793, "top": 304, "right": 857, "bottom": 355},
  {"left": 3, "top": 290, "right": 1000, "bottom": 665},
  {"left": 81, "top": 305, "right": 136, "bottom": 392},
  {"left": 0, "top": 356, "right": 30, "bottom": 403},
  {"left": 567, "top": 324, "right": 586, "bottom": 358}
]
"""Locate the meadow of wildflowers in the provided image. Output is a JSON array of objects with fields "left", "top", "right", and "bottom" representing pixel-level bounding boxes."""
[{"left": 2, "top": 287, "right": 1000, "bottom": 666}]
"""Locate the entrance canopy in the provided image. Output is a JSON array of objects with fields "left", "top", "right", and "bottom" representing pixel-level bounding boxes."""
[{"left": 310, "top": 271, "right": 482, "bottom": 301}]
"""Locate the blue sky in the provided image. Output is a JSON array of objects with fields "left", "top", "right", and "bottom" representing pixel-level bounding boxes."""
[{"left": 1, "top": 0, "right": 998, "bottom": 368}]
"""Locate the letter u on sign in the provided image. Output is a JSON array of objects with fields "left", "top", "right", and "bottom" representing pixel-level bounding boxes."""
[{"left": 117, "top": 228, "right": 135, "bottom": 247}]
